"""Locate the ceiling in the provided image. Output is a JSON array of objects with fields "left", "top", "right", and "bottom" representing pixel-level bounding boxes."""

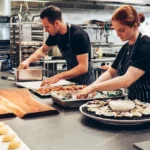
[
  {"left": 10, "top": 0, "right": 150, "bottom": 5},
  {"left": 11, "top": 0, "right": 150, "bottom": 13},
  {"left": 83, "top": 0, "right": 150, "bottom": 5}
]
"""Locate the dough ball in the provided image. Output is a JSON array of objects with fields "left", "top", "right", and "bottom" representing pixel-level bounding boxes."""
[
  {"left": 0, "top": 122, "right": 5, "bottom": 128},
  {"left": 8, "top": 139, "right": 21, "bottom": 149},
  {"left": 0, "top": 126, "right": 8, "bottom": 135},
  {"left": 2, "top": 133, "right": 16, "bottom": 142}
]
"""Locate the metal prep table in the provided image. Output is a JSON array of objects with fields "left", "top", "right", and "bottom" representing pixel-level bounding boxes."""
[
  {"left": 0, "top": 79, "right": 150, "bottom": 150},
  {"left": 44, "top": 57, "right": 115, "bottom": 78}
]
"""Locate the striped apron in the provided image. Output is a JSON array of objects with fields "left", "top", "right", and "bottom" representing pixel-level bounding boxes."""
[
  {"left": 118, "top": 33, "right": 150, "bottom": 103},
  {"left": 58, "top": 24, "right": 95, "bottom": 85}
]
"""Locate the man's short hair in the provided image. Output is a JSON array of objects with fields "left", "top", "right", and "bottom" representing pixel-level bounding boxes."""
[{"left": 40, "top": 5, "right": 62, "bottom": 24}]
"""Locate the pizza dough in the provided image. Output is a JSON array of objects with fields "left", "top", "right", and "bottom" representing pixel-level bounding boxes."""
[
  {"left": 0, "top": 122, "right": 5, "bottom": 128},
  {"left": 0, "top": 126, "right": 8, "bottom": 135},
  {"left": 8, "top": 139, "right": 21, "bottom": 149},
  {"left": 2, "top": 133, "right": 15, "bottom": 142}
]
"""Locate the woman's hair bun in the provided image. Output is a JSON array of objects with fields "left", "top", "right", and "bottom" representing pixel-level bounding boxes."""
[{"left": 139, "top": 13, "right": 145, "bottom": 23}]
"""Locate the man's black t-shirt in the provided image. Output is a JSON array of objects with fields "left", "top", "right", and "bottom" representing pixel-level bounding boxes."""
[
  {"left": 45, "top": 24, "right": 91, "bottom": 61},
  {"left": 45, "top": 24, "right": 95, "bottom": 85},
  {"left": 111, "top": 35, "right": 150, "bottom": 80}
]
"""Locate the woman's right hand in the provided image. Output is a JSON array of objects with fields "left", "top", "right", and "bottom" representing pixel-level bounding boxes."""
[
  {"left": 76, "top": 85, "right": 95, "bottom": 99},
  {"left": 18, "top": 60, "right": 30, "bottom": 69}
]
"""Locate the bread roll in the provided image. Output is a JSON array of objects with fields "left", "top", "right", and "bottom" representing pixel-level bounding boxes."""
[
  {"left": 8, "top": 139, "right": 21, "bottom": 149},
  {"left": 2, "top": 133, "right": 15, "bottom": 142},
  {"left": 0, "top": 126, "right": 8, "bottom": 135},
  {"left": 0, "top": 122, "right": 5, "bottom": 128}
]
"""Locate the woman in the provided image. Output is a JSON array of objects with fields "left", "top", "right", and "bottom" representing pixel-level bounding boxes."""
[{"left": 77, "top": 5, "right": 150, "bottom": 102}]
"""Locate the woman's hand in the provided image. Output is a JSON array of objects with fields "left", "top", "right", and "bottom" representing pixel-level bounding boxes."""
[{"left": 76, "top": 85, "right": 95, "bottom": 99}]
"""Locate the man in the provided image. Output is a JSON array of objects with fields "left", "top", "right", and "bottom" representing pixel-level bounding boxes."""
[{"left": 18, "top": 5, "right": 95, "bottom": 86}]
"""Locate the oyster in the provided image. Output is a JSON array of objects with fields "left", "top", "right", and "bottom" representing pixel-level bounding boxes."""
[
  {"left": 140, "top": 109, "right": 150, "bottom": 115},
  {"left": 122, "top": 112, "right": 133, "bottom": 118}
]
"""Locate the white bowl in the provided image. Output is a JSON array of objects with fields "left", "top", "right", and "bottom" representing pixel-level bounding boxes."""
[{"left": 109, "top": 100, "right": 135, "bottom": 112}]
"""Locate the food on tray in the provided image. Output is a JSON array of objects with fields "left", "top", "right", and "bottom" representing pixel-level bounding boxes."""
[
  {"left": 51, "top": 89, "right": 125, "bottom": 101},
  {"left": 82, "top": 99, "right": 150, "bottom": 119},
  {"left": 0, "top": 126, "right": 8, "bottom": 135},
  {"left": 51, "top": 91, "right": 95, "bottom": 100},
  {"left": 0, "top": 122, "right": 5, "bottom": 128},
  {"left": 107, "top": 89, "right": 123, "bottom": 97},
  {"left": 36, "top": 85, "right": 86, "bottom": 94},
  {"left": 94, "top": 91, "right": 107, "bottom": 98},
  {"left": 2, "top": 133, "right": 16, "bottom": 142},
  {"left": 62, "top": 93, "right": 73, "bottom": 100},
  {"left": 8, "top": 139, "right": 21, "bottom": 149}
]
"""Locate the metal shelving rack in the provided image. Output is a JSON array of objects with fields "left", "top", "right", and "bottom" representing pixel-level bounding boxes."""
[
  {"left": 10, "top": 14, "right": 44, "bottom": 68},
  {"left": 31, "top": 15, "right": 44, "bottom": 42}
]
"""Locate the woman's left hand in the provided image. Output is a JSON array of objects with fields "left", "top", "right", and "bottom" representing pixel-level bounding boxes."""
[{"left": 76, "top": 85, "right": 95, "bottom": 99}]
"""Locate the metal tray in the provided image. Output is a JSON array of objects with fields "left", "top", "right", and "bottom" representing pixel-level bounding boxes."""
[
  {"left": 51, "top": 91, "right": 94, "bottom": 108},
  {"left": 51, "top": 91, "right": 128, "bottom": 108},
  {"left": 33, "top": 85, "right": 86, "bottom": 97},
  {"left": 95, "top": 91, "right": 128, "bottom": 100},
  {"left": 15, "top": 80, "right": 76, "bottom": 97},
  {"left": 80, "top": 104, "right": 150, "bottom": 125}
]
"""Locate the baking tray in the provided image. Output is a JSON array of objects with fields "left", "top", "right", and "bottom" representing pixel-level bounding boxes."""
[
  {"left": 95, "top": 91, "right": 128, "bottom": 100},
  {"left": 0, "top": 125, "right": 30, "bottom": 150},
  {"left": 51, "top": 91, "right": 94, "bottom": 108},
  {"left": 33, "top": 85, "right": 86, "bottom": 97},
  {"left": 80, "top": 104, "right": 150, "bottom": 125},
  {"left": 51, "top": 91, "right": 128, "bottom": 108},
  {"left": 15, "top": 80, "right": 76, "bottom": 97}
]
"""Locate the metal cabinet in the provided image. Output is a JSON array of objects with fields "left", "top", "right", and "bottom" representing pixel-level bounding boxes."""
[{"left": 10, "top": 14, "right": 44, "bottom": 68}]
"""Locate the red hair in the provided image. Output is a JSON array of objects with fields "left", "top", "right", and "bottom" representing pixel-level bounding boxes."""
[{"left": 112, "top": 5, "right": 145, "bottom": 27}]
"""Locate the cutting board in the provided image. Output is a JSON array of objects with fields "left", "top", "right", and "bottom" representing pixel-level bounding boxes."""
[
  {"left": 0, "top": 105, "right": 15, "bottom": 118},
  {"left": 0, "top": 88, "right": 59, "bottom": 118}
]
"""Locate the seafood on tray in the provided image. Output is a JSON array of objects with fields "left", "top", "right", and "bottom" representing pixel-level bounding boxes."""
[
  {"left": 82, "top": 99, "right": 150, "bottom": 119},
  {"left": 51, "top": 89, "right": 125, "bottom": 100},
  {"left": 51, "top": 91, "right": 96, "bottom": 100},
  {"left": 36, "top": 85, "right": 87, "bottom": 94}
]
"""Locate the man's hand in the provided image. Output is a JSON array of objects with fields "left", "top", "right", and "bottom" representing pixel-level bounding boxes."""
[
  {"left": 18, "top": 60, "right": 30, "bottom": 69},
  {"left": 76, "top": 84, "right": 95, "bottom": 99},
  {"left": 41, "top": 74, "right": 61, "bottom": 87}
]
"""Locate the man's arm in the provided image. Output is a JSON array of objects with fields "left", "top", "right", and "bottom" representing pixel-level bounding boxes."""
[
  {"left": 58, "top": 53, "right": 88, "bottom": 79},
  {"left": 41, "top": 53, "right": 89, "bottom": 86},
  {"left": 25, "top": 44, "right": 52, "bottom": 63},
  {"left": 18, "top": 44, "right": 52, "bottom": 69}
]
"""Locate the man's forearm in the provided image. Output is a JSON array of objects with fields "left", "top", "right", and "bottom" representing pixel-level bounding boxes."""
[
  {"left": 27, "top": 46, "right": 47, "bottom": 63},
  {"left": 57, "top": 65, "right": 87, "bottom": 80}
]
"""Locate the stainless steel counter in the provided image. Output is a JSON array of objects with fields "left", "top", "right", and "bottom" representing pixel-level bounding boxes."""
[
  {"left": 0, "top": 79, "right": 149, "bottom": 150},
  {"left": 44, "top": 57, "right": 115, "bottom": 77}
]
